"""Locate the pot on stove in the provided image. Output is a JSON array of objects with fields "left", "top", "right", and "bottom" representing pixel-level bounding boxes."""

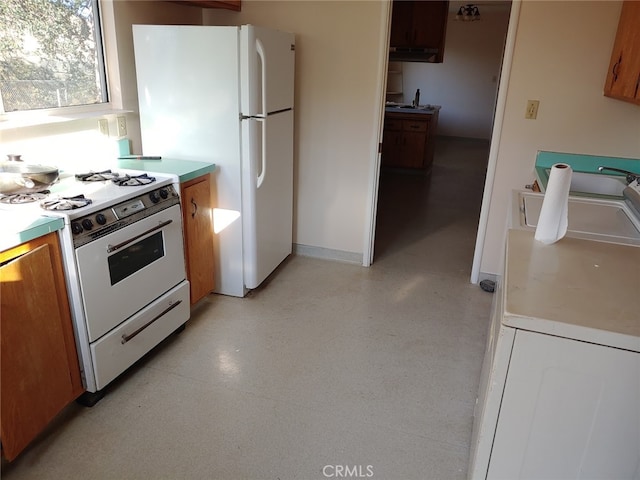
[{"left": 0, "top": 154, "right": 59, "bottom": 195}]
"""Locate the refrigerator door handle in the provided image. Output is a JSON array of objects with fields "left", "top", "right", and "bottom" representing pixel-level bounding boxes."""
[
  {"left": 256, "top": 38, "right": 267, "bottom": 117},
  {"left": 257, "top": 117, "right": 266, "bottom": 188}
]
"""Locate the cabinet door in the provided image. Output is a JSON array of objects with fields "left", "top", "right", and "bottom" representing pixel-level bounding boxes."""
[
  {"left": 182, "top": 174, "right": 215, "bottom": 304},
  {"left": 390, "top": 1, "right": 413, "bottom": 47},
  {"left": 170, "top": 0, "right": 241, "bottom": 11},
  {"left": 402, "top": 131, "right": 427, "bottom": 168},
  {"left": 382, "top": 129, "right": 402, "bottom": 167},
  {"left": 604, "top": 1, "right": 640, "bottom": 105},
  {"left": 412, "top": 1, "right": 449, "bottom": 51},
  {"left": 1, "top": 235, "right": 83, "bottom": 461},
  {"left": 488, "top": 331, "right": 640, "bottom": 479}
]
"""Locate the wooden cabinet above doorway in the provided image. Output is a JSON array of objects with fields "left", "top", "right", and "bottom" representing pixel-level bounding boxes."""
[{"left": 389, "top": 1, "right": 449, "bottom": 63}]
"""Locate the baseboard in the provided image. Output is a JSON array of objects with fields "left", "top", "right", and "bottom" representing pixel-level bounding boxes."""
[{"left": 293, "top": 244, "right": 363, "bottom": 265}]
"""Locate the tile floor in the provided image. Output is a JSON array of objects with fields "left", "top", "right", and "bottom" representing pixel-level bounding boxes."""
[{"left": 2, "top": 137, "right": 493, "bottom": 480}]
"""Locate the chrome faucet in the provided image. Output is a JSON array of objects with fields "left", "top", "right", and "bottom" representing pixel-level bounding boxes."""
[{"left": 597, "top": 166, "right": 640, "bottom": 184}]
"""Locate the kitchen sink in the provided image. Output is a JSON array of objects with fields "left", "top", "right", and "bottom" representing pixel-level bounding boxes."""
[
  {"left": 570, "top": 171, "right": 627, "bottom": 196},
  {"left": 544, "top": 170, "right": 628, "bottom": 197}
]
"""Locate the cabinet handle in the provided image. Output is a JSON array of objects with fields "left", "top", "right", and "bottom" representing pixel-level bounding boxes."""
[
  {"left": 410, "top": 125, "right": 420, "bottom": 129},
  {"left": 107, "top": 220, "right": 173, "bottom": 253},
  {"left": 635, "top": 73, "right": 640, "bottom": 99},
  {"left": 191, "top": 198, "right": 197, "bottom": 219},
  {"left": 612, "top": 54, "right": 622, "bottom": 82}
]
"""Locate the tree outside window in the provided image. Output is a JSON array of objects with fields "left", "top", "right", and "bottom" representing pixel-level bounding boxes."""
[{"left": 0, "top": 0, "right": 108, "bottom": 113}]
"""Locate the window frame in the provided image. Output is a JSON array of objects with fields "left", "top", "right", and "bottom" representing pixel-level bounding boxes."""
[{"left": 0, "top": 0, "right": 126, "bottom": 128}]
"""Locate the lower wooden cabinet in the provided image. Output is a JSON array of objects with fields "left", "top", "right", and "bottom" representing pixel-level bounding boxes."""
[
  {"left": 0, "top": 232, "right": 84, "bottom": 461},
  {"left": 181, "top": 174, "right": 216, "bottom": 304},
  {"left": 382, "top": 111, "right": 439, "bottom": 172}
]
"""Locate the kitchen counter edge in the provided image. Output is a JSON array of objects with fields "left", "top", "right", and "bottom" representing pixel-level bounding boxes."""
[{"left": 115, "top": 158, "right": 216, "bottom": 184}]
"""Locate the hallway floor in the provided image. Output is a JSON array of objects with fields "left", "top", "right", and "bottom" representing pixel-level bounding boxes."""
[{"left": 2, "top": 137, "right": 493, "bottom": 480}]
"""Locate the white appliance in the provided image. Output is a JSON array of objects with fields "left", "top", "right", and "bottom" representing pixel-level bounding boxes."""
[
  {"left": 0, "top": 171, "right": 191, "bottom": 402},
  {"left": 133, "top": 24, "right": 295, "bottom": 297}
]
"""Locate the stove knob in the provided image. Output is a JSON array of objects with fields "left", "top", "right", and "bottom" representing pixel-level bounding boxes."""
[
  {"left": 95, "top": 213, "right": 107, "bottom": 225},
  {"left": 81, "top": 218, "right": 94, "bottom": 231},
  {"left": 71, "top": 222, "right": 83, "bottom": 235},
  {"left": 159, "top": 188, "right": 169, "bottom": 199},
  {"left": 149, "top": 191, "right": 160, "bottom": 203}
]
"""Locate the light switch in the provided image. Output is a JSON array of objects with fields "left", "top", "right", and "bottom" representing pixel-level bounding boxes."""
[{"left": 525, "top": 100, "right": 539, "bottom": 120}]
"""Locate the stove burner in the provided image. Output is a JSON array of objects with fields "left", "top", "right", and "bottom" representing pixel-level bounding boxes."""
[
  {"left": 112, "top": 173, "right": 156, "bottom": 186},
  {"left": 0, "top": 191, "right": 50, "bottom": 204},
  {"left": 41, "top": 194, "right": 92, "bottom": 211},
  {"left": 75, "top": 170, "right": 121, "bottom": 182}
]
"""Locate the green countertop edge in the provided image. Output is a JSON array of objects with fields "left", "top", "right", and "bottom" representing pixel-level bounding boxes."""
[
  {"left": 115, "top": 158, "right": 216, "bottom": 183},
  {"left": 1, "top": 216, "right": 64, "bottom": 253},
  {"left": 535, "top": 151, "right": 640, "bottom": 195},
  {"left": 2, "top": 158, "right": 216, "bottom": 252}
]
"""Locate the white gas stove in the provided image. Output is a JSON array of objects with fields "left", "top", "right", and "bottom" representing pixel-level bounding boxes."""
[{"left": 1, "top": 168, "right": 191, "bottom": 405}]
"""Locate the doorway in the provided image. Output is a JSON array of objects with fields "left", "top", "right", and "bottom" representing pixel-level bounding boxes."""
[{"left": 370, "top": 1, "right": 513, "bottom": 276}]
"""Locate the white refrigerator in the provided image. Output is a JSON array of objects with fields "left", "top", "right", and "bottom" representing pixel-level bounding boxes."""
[{"left": 133, "top": 25, "right": 295, "bottom": 297}]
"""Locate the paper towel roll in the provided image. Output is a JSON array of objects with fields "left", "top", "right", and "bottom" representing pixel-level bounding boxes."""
[{"left": 535, "top": 163, "right": 572, "bottom": 244}]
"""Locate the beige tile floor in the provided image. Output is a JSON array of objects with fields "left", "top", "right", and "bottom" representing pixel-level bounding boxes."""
[{"left": 2, "top": 137, "right": 493, "bottom": 480}]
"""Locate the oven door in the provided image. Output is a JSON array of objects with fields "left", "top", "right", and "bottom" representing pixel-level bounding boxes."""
[{"left": 75, "top": 204, "right": 186, "bottom": 342}]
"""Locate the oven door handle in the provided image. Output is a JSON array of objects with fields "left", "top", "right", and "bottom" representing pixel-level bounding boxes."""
[
  {"left": 121, "top": 300, "right": 183, "bottom": 344},
  {"left": 107, "top": 219, "right": 173, "bottom": 253}
]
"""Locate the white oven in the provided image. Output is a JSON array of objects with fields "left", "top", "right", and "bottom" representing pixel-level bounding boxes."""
[
  {"left": 51, "top": 178, "right": 191, "bottom": 399},
  {"left": 0, "top": 170, "right": 191, "bottom": 402},
  {"left": 75, "top": 203, "right": 185, "bottom": 342}
]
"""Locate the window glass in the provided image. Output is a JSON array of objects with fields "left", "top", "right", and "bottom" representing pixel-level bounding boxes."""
[{"left": 0, "top": 0, "right": 108, "bottom": 113}]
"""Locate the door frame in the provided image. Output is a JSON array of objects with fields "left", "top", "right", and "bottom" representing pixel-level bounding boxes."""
[
  {"left": 362, "top": 0, "right": 392, "bottom": 267},
  {"left": 470, "top": 0, "right": 521, "bottom": 283},
  {"left": 364, "top": 0, "right": 522, "bottom": 278}
]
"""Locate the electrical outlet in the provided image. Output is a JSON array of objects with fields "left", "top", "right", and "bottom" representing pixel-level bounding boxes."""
[
  {"left": 116, "top": 116, "right": 127, "bottom": 137},
  {"left": 98, "top": 119, "right": 109, "bottom": 136},
  {"left": 525, "top": 100, "right": 539, "bottom": 120}
]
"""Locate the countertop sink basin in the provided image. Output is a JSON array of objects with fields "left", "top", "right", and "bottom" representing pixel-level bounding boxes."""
[
  {"left": 569, "top": 171, "right": 627, "bottom": 196},
  {"left": 544, "top": 170, "right": 628, "bottom": 197},
  {"left": 385, "top": 104, "right": 440, "bottom": 114}
]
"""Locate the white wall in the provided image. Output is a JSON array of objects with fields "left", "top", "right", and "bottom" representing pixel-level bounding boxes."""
[
  {"left": 478, "top": 0, "right": 640, "bottom": 277},
  {"left": 402, "top": 3, "right": 511, "bottom": 139},
  {"left": 204, "top": 1, "right": 388, "bottom": 258}
]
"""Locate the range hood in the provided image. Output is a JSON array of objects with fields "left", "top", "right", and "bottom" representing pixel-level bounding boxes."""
[{"left": 389, "top": 47, "right": 439, "bottom": 63}]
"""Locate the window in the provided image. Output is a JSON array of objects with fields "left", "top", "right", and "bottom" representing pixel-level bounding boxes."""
[{"left": 0, "top": 0, "right": 108, "bottom": 113}]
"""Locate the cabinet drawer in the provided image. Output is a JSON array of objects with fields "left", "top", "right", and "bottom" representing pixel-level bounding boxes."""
[
  {"left": 384, "top": 118, "right": 403, "bottom": 131},
  {"left": 402, "top": 120, "right": 428, "bottom": 132}
]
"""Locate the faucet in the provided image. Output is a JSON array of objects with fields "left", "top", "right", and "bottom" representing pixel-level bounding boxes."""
[{"left": 597, "top": 166, "right": 640, "bottom": 185}]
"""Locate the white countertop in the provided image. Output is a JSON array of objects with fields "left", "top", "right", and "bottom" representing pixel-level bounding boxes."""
[{"left": 503, "top": 229, "right": 640, "bottom": 352}]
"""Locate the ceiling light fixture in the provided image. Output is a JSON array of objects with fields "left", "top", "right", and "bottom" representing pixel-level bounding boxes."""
[{"left": 456, "top": 4, "right": 481, "bottom": 21}]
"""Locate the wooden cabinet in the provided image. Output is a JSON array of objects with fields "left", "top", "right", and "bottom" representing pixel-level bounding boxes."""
[
  {"left": 181, "top": 174, "right": 215, "bottom": 305},
  {"left": 0, "top": 232, "right": 84, "bottom": 461},
  {"left": 604, "top": 0, "right": 640, "bottom": 105},
  {"left": 169, "top": 0, "right": 240, "bottom": 11},
  {"left": 389, "top": 1, "right": 449, "bottom": 63},
  {"left": 382, "top": 111, "right": 439, "bottom": 172}
]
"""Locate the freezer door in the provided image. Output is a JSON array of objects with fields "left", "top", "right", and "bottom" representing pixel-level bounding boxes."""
[
  {"left": 241, "top": 110, "right": 294, "bottom": 289},
  {"left": 240, "top": 25, "right": 295, "bottom": 116}
]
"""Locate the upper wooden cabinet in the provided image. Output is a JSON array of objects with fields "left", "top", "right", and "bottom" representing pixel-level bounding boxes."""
[
  {"left": 389, "top": 1, "right": 449, "bottom": 63},
  {"left": 170, "top": 0, "right": 241, "bottom": 11},
  {"left": 604, "top": 1, "right": 640, "bottom": 105}
]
